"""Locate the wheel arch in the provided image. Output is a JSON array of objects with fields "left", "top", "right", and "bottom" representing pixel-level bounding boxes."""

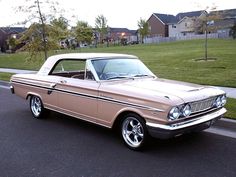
[
  {"left": 26, "top": 92, "right": 42, "bottom": 100},
  {"left": 112, "top": 109, "right": 146, "bottom": 130}
]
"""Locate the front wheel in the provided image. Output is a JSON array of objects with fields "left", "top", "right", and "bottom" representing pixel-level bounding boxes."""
[
  {"left": 121, "top": 114, "right": 148, "bottom": 150},
  {"left": 30, "top": 95, "right": 46, "bottom": 119}
]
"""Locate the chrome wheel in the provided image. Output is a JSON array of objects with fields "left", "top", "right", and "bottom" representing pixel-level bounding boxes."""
[
  {"left": 30, "top": 96, "right": 43, "bottom": 118},
  {"left": 121, "top": 116, "right": 146, "bottom": 149}
]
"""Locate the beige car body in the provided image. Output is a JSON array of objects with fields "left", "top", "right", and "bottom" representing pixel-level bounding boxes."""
[{"left": 10, "top": 53, "right": 226, "bottom": 141}]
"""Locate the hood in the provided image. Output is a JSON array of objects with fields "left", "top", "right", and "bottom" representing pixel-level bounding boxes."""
[{"left": 100, "top": 78, "right": 225, "bottom": 104}]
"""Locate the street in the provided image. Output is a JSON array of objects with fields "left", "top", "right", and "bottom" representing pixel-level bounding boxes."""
[{"left": 0, "top": 87, "right": 236, "bottom": 177}]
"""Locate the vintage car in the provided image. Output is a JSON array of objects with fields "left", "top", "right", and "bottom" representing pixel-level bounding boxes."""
[{"left": 10, "top": 53, "right": 227, "bottom": 150}]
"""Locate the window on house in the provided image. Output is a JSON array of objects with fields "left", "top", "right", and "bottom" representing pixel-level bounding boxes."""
[
  {"left": 149, "top": 26, "right": 151, "bottom": 31},
  {"left": 172, "top": 24, "right": 176, "bottom": 28}
]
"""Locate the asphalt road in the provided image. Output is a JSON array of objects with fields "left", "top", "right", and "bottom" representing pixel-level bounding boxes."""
[{"left": 1, "top": 87, "right": 236, "bottom": 177}]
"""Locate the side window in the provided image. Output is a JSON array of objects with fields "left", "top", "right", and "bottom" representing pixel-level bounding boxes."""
[
  {"left": 52, "top": 60, "right": 85, "bottom": 73},
  {"left": 50, "top": 59, "right": 94, "bottom": 80}
]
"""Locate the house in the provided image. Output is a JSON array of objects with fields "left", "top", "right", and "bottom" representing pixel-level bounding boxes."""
[
  {"left": 0, "top": 28, "right": 7, "bottom": 52},
  {"left": 0, "top": 27, "right": 26, "bottom": 52},
  {"left": 108, "top": 28, "right": 138, "bottom": 45},
  {"left": 168, "top": 11, "right": 207, "bottom": 37},
  {"left": 147, "top": 11, "right": 206, "bottom": 37},
  {"left": 148, "top": 9, "right": 236, "bottom": 38},
  {"left": 147, "top": 13, "right": 177, "bottom": 37},
  {"left": 208, "top": 9, "right": 236, "bottom": 36}
]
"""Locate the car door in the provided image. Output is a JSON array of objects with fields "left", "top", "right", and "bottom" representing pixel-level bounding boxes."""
[
  {"left": 56, "top": 78, "right": 99, "bottom": 123},
  {"left": 50, "top": 59, "right": 100, "bottom": 123}
]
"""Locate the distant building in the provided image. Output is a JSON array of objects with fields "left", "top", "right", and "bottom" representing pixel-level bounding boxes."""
[
  {"left": 147, "top": 13, "right": 176, "bottom": 37},
  {"left": 169, "top": 11, "right": 207, "bottom": 37},
  {"left": 209, "top": 9, "right": 236, "bottom": 37},
  {"left": 147, "top": 8, "right": 236, "bottom": 38},
  {"left": 0, "top": 27, "right": 26, "bottom": 53},
  {"left": 108, "top": 27, "right": 138, "bottom": 45}
]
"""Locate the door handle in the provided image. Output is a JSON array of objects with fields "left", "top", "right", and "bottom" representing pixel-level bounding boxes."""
[
  {"left": 48, "top": 83, "right": 57, "bottom": 95},
  {"left": 50, "top": 83, "right": 57, "bottom": 88},
  {"left": 60, "top": 80, "right": 67, "bottom": 84}
]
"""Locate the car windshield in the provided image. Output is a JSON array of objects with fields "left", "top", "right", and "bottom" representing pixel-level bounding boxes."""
[{"left": 91, "top": 58, "right": 155, "bottom": 80}]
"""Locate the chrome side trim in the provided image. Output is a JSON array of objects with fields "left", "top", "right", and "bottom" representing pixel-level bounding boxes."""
[
  {"left": 146, "top": 108, "right": 226, "bottom": 131},
  {"left": 11, "top": 80, "right": 164, "bottom": 112},
  {"left": 99, "top": 96, "right": 164, "bottom": 112}
]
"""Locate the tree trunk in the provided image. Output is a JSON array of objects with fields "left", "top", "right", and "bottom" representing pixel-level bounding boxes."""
[
  {"left": 205, "top": 22, "right": 208, "bottom": 61},
  {"left": 36, "top": 0, "right": 48, "bottom": 60}
]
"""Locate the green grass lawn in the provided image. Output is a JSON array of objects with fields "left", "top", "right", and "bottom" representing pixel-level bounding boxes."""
[
  {"left": 0, "top": 72, "right": 14, "bottom": 81},
  {"left": 0, "top": 38, "right": 235, "bottom": 119},
  {"left": 0, "top": 39, "right": 236, "bottom": 87},
  {"left": 225, "top": 98, "right": 236, "bottom": 119}
]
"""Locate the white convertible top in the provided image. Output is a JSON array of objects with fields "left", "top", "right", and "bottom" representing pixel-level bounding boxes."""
[{"left": 38, "top": 53, "right": 138, "bottom": 75}]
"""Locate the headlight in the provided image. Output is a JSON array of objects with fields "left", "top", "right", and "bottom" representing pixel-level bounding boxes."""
[
  {"left": 182, "top": 104, "right": 191, "bottom": 117},
  {"left": 214, "top": 95, "right": 226, "bottom": 108},
  {"left": 168, "top": 107, "right": 181, "bottom": 120},
  {"left": 214, "top": 96, "right": 222, "bottom": 108},
  {"left": 221, "top": 95, "right": 227, "bottom": 106}
]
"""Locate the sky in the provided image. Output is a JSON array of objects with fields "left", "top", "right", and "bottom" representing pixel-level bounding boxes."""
[{"left": 0, "top": 0, "right": 235, "bottom": 29}]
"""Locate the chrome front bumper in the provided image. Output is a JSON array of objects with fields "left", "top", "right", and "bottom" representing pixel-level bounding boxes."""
[
  {"left": 10, "top": 85, "right": 14, "bottom": 94},
  {"left": 146, "top": 107, "right": 227, "bottom": 139}
]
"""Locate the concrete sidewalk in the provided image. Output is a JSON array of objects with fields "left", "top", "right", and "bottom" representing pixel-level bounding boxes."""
[
  {"left": 0, "top": 68, "right": 236, "bottom": 98},
  {"left": 0, "top": 68, "right": 36, "bottom": 74},
  {"left": 217, "top": 87, "right": 236, "bottom": 99}
]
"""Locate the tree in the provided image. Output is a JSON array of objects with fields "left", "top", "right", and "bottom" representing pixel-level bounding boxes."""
[
  {"left": 138, "top": 18, "right": 149, "bottom": 43},
  {"left": 18, "top": 23, "right": 58, "bottom": 61},
  {"left": 195, "top": 7, "right": 222, "bottom": 61},
  {"left": 16, "top": 0, "right": 63, "bottom": 60},
  {"left": 95, "top": 15, "right": 108, "bottom": 44},
  {"left": 7, "top": 37, "right": 17, "bottom": 51},
  {"left": 74, "top": 21, "right": 93, "bottom": 45},
  {"left": 49, "top": 17, "right": 69, "bottom": 45}
]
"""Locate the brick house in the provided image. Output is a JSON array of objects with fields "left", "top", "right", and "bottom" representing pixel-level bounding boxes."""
[
  {"left": 147, "top": 13, "right": 176, "bottom": 37},
  {"left": 147, "top": 11, "right": 207, "bottom": 37},
  {"left": 147, "top": 9, "right": 236, "bottom": 38}
]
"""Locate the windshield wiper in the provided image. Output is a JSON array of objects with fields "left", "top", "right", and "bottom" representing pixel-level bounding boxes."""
[
  {"left": 107, "top": 76, "right": 130, "bottom": 80},
  {"left": 133, "top": 74, "right": 154, "bottom": 78}
]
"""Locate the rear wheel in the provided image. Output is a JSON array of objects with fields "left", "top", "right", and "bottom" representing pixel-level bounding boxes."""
[
  {"left": 121, "top": 113, "right": 148, "bottom": 150},
  {"left": 30, "top": 95, "right": 46, "bottom": 119}
]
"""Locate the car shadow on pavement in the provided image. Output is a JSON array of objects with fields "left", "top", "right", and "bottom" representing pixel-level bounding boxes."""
[{"left": 41, "top": 111, "right": 211, "bottom": 152}]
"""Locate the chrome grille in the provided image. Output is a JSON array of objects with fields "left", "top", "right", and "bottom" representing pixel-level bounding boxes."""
[{"left": 190, "top": 97, "right": 216, "bottom": 113}]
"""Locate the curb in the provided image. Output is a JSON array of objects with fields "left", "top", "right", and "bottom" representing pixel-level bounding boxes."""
[
  {"left": 213, "top": 118, "right": 236, "bottom": 132},
  {"left": 0, "top": 80, "right": 10, "bottom": 87}
]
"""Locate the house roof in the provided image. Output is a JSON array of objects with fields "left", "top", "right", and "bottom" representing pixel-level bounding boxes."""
[
  {"left": 153, "top": 11, "right": 204, "bottom": 24},
  {"left": 0, "top": 27, "right": 26, "bottom": 34},
  {"left": 209, "top": 8, "right": 236, "bottom": 18},
  {"left": 176, "top": 11, "right": 204, "bottom": 21},
  {"left": 213, "top": 18, "right": 236, "bottom": 28},
  {"left": 153, "top": 13, "right": 177, "bottom": 24},
  {"left": 109, "top": 28, "right": 130, "bottom": 33},
  {"left": 109, "top": 28, "right": 137, "bottom": 35}
]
